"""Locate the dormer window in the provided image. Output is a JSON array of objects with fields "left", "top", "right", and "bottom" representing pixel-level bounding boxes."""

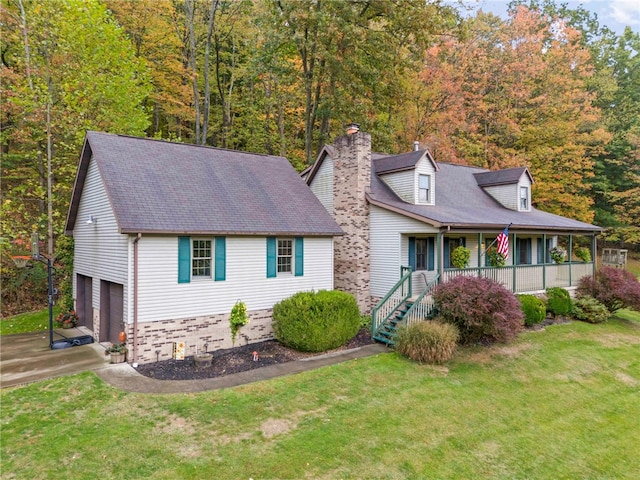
[
  {"left": 520, "top": 186, "right": 529, "bottom": 210},
  {"left": 419, "top": 174, "right": 431, "bottom": 203}
]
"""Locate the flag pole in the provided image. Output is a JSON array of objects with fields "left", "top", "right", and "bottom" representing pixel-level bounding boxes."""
[{"left": 480, "top": 223, "right": 512, "bottom": 259}]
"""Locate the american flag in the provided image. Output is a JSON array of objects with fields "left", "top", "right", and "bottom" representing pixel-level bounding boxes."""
[{"left": 496, "top": 226, "right": 509, "bottom": 259}]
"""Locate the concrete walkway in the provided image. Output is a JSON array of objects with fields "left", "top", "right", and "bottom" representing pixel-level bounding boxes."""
[
  {"left": 0, "top": 327, "right": 108, "bottom": 388},
  {"left": 1, "top": 328, "right": 389, "bottom": 393}
]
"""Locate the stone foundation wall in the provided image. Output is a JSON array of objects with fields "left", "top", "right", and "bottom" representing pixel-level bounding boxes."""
[{"left": 121, "top": 308, "right": 274, "bottom": 365}]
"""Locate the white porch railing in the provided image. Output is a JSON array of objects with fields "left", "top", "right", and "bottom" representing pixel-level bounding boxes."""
[
  {"left": 403, "top": 275, "right": 439, "bottom": 328},
  {"left": 441, "top": 262, "right": 594, "bottom": 293}
]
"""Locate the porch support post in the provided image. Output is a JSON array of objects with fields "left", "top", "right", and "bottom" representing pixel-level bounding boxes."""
[
  {"left": 542, "top": 234, "right": 547, "bottom": 290},
  {"left": 478, "top": 232, "right": 483, "bottom": 276},
  {"left": 437, "top": 231, "right": 443, "bottom": 282},
  {"left": 592, "top": 233, "right": 597, "bottom": 275},
  {"left": 568, "top": 234, "right": 573, "bottom": 286},
  {"left": 512, "top": 231, "right": 517, "bottom": 292}
]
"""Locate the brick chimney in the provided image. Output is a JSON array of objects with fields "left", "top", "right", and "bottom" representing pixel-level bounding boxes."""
[{"left": 332, "top": 129, "right": 372, "bottom": 313}]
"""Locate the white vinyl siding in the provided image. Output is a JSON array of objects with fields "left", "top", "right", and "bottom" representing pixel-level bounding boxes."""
[
  {"left": 482, "top": 173, "right": 532, "bottom": 211},
  {"left": 73, "top": 158, "right": 129, "bottom": 318},
  {"left": 380, "top": 170, "right": 414, "bottom": 203},
  {"left": 370, "top": 205, "right": 438, "bottom": 297},
  {"left": 136, "top": 236, "right": 334, "bottom": 322},
  {"left": 483, "top": 184, "right": 519, "bottom": 210},
  {"left": 309, "top": 157, "right": 334, "bottom": 213}
]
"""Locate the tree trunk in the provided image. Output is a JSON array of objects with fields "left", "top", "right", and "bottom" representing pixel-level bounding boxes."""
[
  {"left": 185, "top": 0, "right": 201, "bottom": 143},
  {"left": 201, "top": 0, "right": 219, "bottom": 145}
]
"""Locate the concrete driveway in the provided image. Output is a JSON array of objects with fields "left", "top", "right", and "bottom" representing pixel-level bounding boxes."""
[{"left": 0, "top": 327, "right": 109, "bottom": 388}]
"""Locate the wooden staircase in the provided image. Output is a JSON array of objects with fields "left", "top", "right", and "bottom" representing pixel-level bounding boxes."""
[
  {"left": 371, "top": 269, "right": 440, "bottom": 347},
  {"left": 372, "top": 300, "right": 413, "bottom": 346}
]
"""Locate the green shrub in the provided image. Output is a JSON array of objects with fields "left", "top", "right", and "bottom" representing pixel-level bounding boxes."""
[
  {"left": 573, "top": 296, "right": 610, "bottom": 324},
  {"left": 517, "top": 294, "right": 546, "bottom": 326},
  {"left": 574, "top": 247, "right": 591, "bottom": 263},
  {"left": 433, "top": 276, "right": 523, "bottom": 344},
  {"left": 395, "top": 320, "right": 459, "bottom": 364},
  {"left": 273, "top": 290, "right": 360, "bottom": 352},
  {"left": 451, "top": 246, "right": 471, "bottom": 269},
  {"left": 545, "top": 287, "right": 573, "bottom": 316}
]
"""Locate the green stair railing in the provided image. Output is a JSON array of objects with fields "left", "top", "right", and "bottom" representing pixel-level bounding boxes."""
[
  {"left": 372, "top": 266, "right": 412, "bottom": 338},
  {"left": 402, "top": 274, "right": 439, "bottom": 328}
]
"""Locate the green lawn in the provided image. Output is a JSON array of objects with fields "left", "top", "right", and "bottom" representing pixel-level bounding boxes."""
[
  {"left": 0, "top": 308, "right": 58, "bottom": 335},
  {"left": 2, "top": 311, "right": 639, "bottom": 479}
]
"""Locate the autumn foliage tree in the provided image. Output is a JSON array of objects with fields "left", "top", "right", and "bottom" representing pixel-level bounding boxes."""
[{"left": 408, "top": 7, "right": 608, "bottom": 222}]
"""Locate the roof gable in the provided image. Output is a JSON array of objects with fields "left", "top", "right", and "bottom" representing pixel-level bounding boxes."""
[
  {"left": 474, "top": 167, "right": 534, "bottom": 187},
  {"left": 66, "top": 132, "right": 343, "bottom": 236},
  {"left": 373, "top": 149, "right": 438, "bottom": 175}
]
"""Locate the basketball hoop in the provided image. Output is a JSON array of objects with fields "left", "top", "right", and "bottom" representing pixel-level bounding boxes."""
[{"left": 12, "top": 256, "right": 31, "bottom": 269}]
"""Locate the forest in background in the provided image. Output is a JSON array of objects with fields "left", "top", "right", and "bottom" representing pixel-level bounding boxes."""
[{"left": 1, "top": 0, "right": 639, "bottom": 314}]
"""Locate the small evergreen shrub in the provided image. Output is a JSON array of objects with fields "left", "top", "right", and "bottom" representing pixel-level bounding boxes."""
[
  {"left": 395, "top": 320, "right": 459, "bottom": 364},
  {"left": 517, "top": 294, "right": 546, "bottom": 326},
  {"left": 573, "top": 296, "right": 610, "bottom": 324},
  {"left": 577, "top": 266, "right": 640, "bottom": 312},
  {"left": 433, "top": 276, "right": 523, "bottom": 344},
  {"left": 273, "top": 290, "right": 360, "bottom": 352},
  {"left": 545, "top": 287, "right": 573, "bottom": 316}
]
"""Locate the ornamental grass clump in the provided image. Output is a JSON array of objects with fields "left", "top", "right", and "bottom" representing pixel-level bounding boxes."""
[
  {"left": 433, "top": 276, "right": 523, "bottom": 344},
  {"left": 577, "top": 266, "right": 640, "bottom": 313},
  {"left": 273, "top": 290, "right": 360, "bottom": 352},
  {"left": 517, "top": 294, "right": 546, "bottom": 326},
  {"left": 395, "top": 320, "right": 459, "bottom": 364},
  {"left": 572, "top": 296, "right": 610, "bottom": 324}
]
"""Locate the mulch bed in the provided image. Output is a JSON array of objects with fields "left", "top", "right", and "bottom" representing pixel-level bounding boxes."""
[{"left": 135, "top": 328, "right": 374, "bottom": 381}]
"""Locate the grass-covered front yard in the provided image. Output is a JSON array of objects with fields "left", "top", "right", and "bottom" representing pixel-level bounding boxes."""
[
  {"left": 1, "top": 311, "right": 639, "bottom": 479},
  {"left": 0, "top": 307, "right": 59, "bottom": 335}
]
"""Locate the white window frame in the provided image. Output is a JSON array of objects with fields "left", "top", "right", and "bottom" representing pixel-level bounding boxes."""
[
  {"left": 277, "top": 238, "right": 293, "bottom": 274},
  {"left": 418, "top": 174, "right": 431, "bottom": 203},
  {"left": 520, "top": 186, "right": 529, "bottom": 210},
  {"left": 192, "top": 239, "right": 212, "bottom": 278}
]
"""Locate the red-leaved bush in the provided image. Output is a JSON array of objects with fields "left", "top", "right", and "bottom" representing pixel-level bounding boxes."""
[
  {"left": 433, "top": 275, "right": 523, "bottom": 344},
  {"left": 577, "top": 267, "right": 640, "bottom": 312}
]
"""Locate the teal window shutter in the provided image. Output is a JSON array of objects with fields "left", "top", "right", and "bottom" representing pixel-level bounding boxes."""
[
  {"left": 427, "top": 237, "right": 435, "bottom": 271},
  {"left": 178, "top": 236, "right": 191, "bottom": 283},
  {"left": 408, "top": 237, "right": 416, "bottom": 271},
  {"left": 266, "top": 237, "right": 276, "bottom": 278},
  {"left": 214, "top": 237, "right": 226, "bottom": 281},
  {"left": 295, "top": 237, "right": 304, "bottom": 276}
]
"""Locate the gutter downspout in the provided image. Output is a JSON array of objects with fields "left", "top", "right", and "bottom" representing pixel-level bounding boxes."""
[{"left": 133, "top": 233, "right": 142, "bottom": 364}]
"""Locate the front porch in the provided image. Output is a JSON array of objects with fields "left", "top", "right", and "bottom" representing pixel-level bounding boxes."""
[
  {"left": 372, "top": 259, "right": 595, "bottom": 346},
  {"left": 442, "top": 261, "right": 594, "bottom": 294}
]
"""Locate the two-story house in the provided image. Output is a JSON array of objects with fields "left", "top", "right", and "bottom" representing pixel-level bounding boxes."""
[{"left": 303, "top": 127, "right": 601, "bottom": 340}]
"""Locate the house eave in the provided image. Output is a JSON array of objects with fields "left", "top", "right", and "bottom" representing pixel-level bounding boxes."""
[
  {"left": 366, "top": 195, "right": 443, "bottom": 227},
  {"left": 118, "top": 228, "right": 345, "bottom": 237}
]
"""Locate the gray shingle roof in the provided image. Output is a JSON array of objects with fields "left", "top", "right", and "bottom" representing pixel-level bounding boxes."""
[
  {"left": 66, "top": 132, "right": 343, "bottom": 236},
  {"left": 474, "top": 167, "right": 533, "bottom": 186},
  {"left": 374, "top": 149, "right": 431, "bottom": 174},
  {"left": 369, "top": 159, "right": 600, "bottom": 232}
]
